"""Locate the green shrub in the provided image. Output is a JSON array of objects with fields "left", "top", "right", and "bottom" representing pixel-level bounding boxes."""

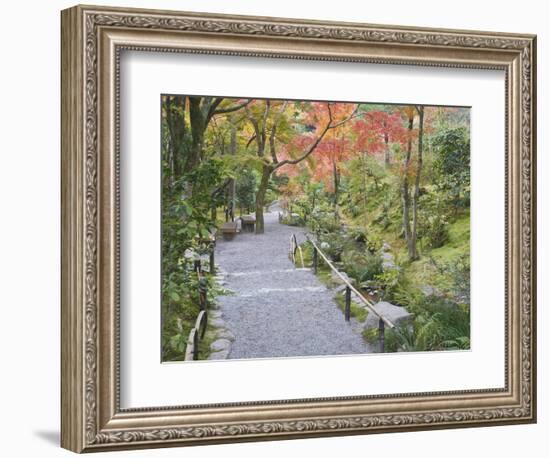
[
  {"left": 390, "top": 281, "right": 424, "bottom": 309},
  {"left": 421, "top": 214, "right": 449, "bottom": 249},
  {"left": 317, "top": 231, "right": 347, "bottom": 262},
  {"left": 373, "top": 269, "right": 401, "bottom": 300},
  {"left": 362, "top": 327, "right": 379, "bottom": 346},
  {"left": 363, "top": 325, "right": 415, "bottom": 353},
  {"left": 280, "top": 214, "right": 304, "bottom": 226},
  {"left": 343, "top": 251, "right": 383, "bottom": 283},
  {"left": 347, "top": 226, "right": 368, "bottom": 245},
  {"left": 410, "top": 296, "right": 470, "bottom": 352},
  {"left": 366, "top": 233, "right": 384, "bottom": 253}
]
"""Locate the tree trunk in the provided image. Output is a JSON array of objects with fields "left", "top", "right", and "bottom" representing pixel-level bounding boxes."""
[
  {"left": 402, "top": 114, "right": 414, "bottom": 259},
  {"left": 384, "top": 132, "right": 390, "bottom": 167},
  {"left": 164, "top": 96, "right": 187, "bottom": 184},
  {"left": 362, "top": 153, "right": 368, "bottom": 225},
  {"left": 410, "top": 106, "right": 424, "bottom": 261},
  {"left": 255, "top": 165, "right": 272, "bottom": 234},
  {"left": 333, "top": 159, "right": 340, "bottom": 221},
  {"left": 228, "top": 127, "right": 237, "bottom": 221},
  {"left": 187, "top": 97, "right": 207, "bottom": 174},
  {"left": 211, "top": 206, "right": 217, "bottom": 226}
]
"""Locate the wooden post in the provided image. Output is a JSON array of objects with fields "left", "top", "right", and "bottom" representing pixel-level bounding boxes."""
[
  {"left": 345, "top": 287, "right": 351, "bottom": 321},
  {"left": 198, "top": 277, "right": 208, "bottom": 311},
  {"left": 184, "top": 328, "right": 197, "bottom": 361},
  {"left": 378, "top": 318, "right": 385, "bottom": 353},
  {"left": 194, "top": 259, "right": 201, "bottom": 273},
  {"left": 201, "top": 311, "right": 208, "bottom": 339},
  {"left": 313, "top": 247, "right": 318, "bottom": 274},
  {"left": 192, "top": 327, "right": 199, "bottom": 360},
  {"left": 209, "top": 243, "right": 215, "bottom": 274}
]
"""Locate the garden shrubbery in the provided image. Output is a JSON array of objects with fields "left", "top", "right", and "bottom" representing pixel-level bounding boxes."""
[{"left": 342, "top": 250, "right": 383, "bottom": 284}]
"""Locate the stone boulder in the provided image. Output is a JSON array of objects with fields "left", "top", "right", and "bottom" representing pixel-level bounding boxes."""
[
  {"left": 381, "top": 251, "right": 398, "bottom": 270},
  {"left": 210, "top": 338, "right": 231, "bottom": 352},
  {"left": 209, "top": 310, "right": 223, "bottom": 319},
  {"left": 217, "top": 329, "right": 236, "bottom": 342},
  {"left": 420, "top": 284, "right": 435, "bottom": 296},
  {"left": 364, "top": 301, "right": 413, "bottom": 330},
  {"left": 208, "top": 350, "right": 229, "bottom": 360},
  {"left": 331, "top": 270, "right": 354, "bottom": 285}
]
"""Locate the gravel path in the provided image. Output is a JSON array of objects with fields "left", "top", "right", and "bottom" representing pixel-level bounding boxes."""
[{"left": 214, "top": 203, "right": 370, "bottom": 359}]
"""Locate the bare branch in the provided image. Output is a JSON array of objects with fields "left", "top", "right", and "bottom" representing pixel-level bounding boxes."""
[
  {"left": 246, "top": 134, "right": 257, "bottom": 149},
  {"left": 269, "top": 125, "right": 279, "bottom": 164},
  {"left": 209, "top": 99, "right": 252, "bottom": 121},
  {"left": 260, "top": 100, "right": 271, "bottom": 153},
  {"left": 274, "top": 103, "right": 358, "bottom": 169},
  {"left": 245, "top": 106, "right": 263, "bottom": 155},
  {"left": 206, "top": 97, "right": 224, "bottom": 118},
  {"left": 327, "top": 102, "right": 334, "bottom": 124},
  {"left": 210, "top": 178, "right": 231, "bottom": 198},
  {"left": 275, "top": 122, "right": 331, "bottom": 169},
  {"left": 329, "top": 104, "right": 360, "bottom": 128},
  {"left": 268, "top": 101, "right": 288, "bottom": 164}
]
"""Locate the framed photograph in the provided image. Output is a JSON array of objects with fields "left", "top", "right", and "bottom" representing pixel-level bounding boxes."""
[{"left": 61, "top": 4, "right": 537, "bottom": 453}]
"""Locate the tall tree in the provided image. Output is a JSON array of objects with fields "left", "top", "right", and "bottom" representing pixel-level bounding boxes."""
[
  {"left": 401, "top": 106, "right": 415, "bottom": 260},
  {"left": 162, "top": 95, "right": 187, "bottom": 185},
  {"left": 312, "top": 131, "right": 352, "bottom": 218},
  {"left": 247, "top": 101, "right": 359, "bottom": 233},
  {"left": 398, "top": 105, "right": 426, "bottom": 261},
  {"left": 357, "top": 111, "right": 404, "bottom": 167},
  {"left": 410, "top": 105, "right": 424, "bottom": 261},
  {"left": 186, "top": 97, "right": 251, "bottom": 176}
]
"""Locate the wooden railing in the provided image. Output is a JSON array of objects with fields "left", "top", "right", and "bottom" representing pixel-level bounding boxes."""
[
  {"left": 183, "top": 269, "right": 210, "bottom": 361},
  {"left": 183, "top": 241, "right": 214, "bottom": 361},
  {"left": 305, "top": 236, "right": 395, "bottom": 352},
  {"left": 289, "top": 234, "right": 305, "bottom": 267},
  {"left": 193, "top": 238, "right": 216, "bottom": 274}
]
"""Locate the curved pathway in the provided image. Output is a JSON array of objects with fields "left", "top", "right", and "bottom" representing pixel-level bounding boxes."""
[{"left": 212, "top": 203, "right": 370, "bottom": 360}]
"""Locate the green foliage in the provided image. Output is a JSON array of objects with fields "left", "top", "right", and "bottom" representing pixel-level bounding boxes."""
[
  {"left": 161, "top": 95, "right": 472, "bottom": 359},
  {"left": 388, "top": 291, "right": 470, "bottom": 353},
  {"left": 335, "top": 295, "right": 369, "bottom": 323},
  {"left": 432, "top": 127, "right": 471, "bottom": 208},
  {"left": 309, "top": 211, "right": 348, "bottom": 261},
  {"left": 161, "top": 107, "right": 231, "bottom": 361},
  {"left": 235, "top": 168, "right": 257, "bottom": 214},
  {"left": 342, "top": 250, "right": 383, "bottom": 284},
  {"left": 310, "top": 209, "right": 340, "bottom": 234},
  {"left": 364, "top": 295, "right": 470, "bottom": 353},
  {"left": 280, "top": 213, "right": 304, "bottom": 226},
  {"left": 373, "top": 269, "right": 402, "bottom": 300},
  {"left": 422, "top": 215, "right": 449, "bottom": 249},
  {"left": 429, "top": 253, "right": 471, "bottom": 305},
  {"left": 413, "top": 296, "right": 470, "bottom": 351},
  {"left": 317, "top": 232, "right": 347, "bottom": 262},
  {"left": 161, "top": 270, "right": 210, "bottom": 361},
  {"left": 364, "top": 325, "right": 418, "bottom": 353}
]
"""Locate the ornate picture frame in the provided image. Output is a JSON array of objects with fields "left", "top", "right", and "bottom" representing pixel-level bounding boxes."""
[{"left": 61, "top": 4, "right": 536, "bottom": 453}]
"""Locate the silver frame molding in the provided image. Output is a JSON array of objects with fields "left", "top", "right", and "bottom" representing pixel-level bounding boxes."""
[{"left": 61, "top": 4, "right": 537, "bottom": 453}]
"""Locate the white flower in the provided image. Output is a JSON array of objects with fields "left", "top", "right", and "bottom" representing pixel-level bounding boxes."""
[{"left": 320, "top": 242, "right": 330, "bottom": 250}]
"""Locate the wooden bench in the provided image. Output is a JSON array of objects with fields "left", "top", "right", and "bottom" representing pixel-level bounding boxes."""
[
  {"left": 220, "top": 221, "right": 238, "bottom": 241},
  {"left": 240, "top": 215, "right": 256, "bottom": 233}
]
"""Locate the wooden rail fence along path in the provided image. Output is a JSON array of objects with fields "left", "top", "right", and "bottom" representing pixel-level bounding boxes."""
[
  {"left": 289, "top": 233, "right": 305, "bottom": 268},
  {"left": 306, "top": 236, "right": 395, "bottom": 352},
  {"left": 184, "top": 267, "right": 211, "bottom": 361},
  {"left": 212, "top": 209, "right": 371, "bottom": 359}
]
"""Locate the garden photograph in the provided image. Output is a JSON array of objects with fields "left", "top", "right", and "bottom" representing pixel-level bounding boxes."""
[{"left": 160, "top": 94, "right": 471, "bottom": 362}]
